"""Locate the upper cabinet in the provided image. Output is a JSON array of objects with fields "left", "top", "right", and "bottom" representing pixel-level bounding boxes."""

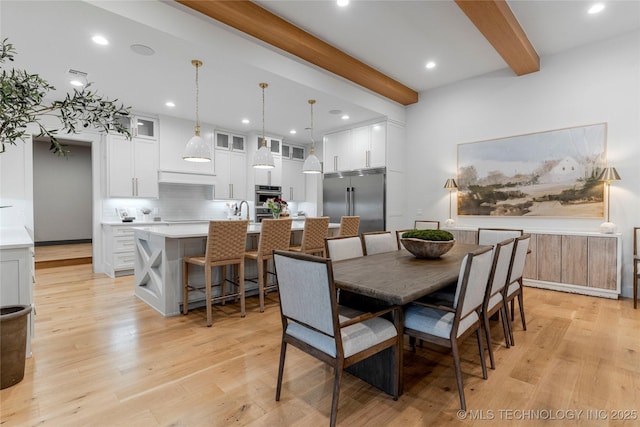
[
  {"left": 323, "top": 122, "right": 387, "bottom": 172},
  {"left": 214, "top": 131, "right": 247, "bottom": 200},
  {"left": 158, "top": 115, "right": 214, "bottom": 176},
  {"left": 257, "top": 136, "right": 281, "bottom": 155},
  {"left": 281, "top": 143, "right": 305, "bottom": 161},
  {"left": 106, "top": 134, "right": 158, "bottom": 198}
]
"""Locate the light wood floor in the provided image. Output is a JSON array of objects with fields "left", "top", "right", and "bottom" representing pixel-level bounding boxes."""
[
  {"left": 1, "top": 265, "right": 639, "bottom": 426},
  {"left": 34, "top": 243, "right": 92, "bottom": 269}
]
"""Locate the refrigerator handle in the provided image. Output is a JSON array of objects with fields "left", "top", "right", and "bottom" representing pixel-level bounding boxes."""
[
  {"left": 350, "top": 187, "right": 355, "bottom": 215},
  {"left": 345, "top": 187, "right": 350, "bottom": 215}
]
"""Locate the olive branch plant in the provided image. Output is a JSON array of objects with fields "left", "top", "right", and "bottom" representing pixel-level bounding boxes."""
[{"left": 0, "top": 38, "right": 132, "bottom": 156}]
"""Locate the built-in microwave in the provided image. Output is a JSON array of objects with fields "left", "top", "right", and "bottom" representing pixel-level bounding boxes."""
[{"left": 255, "top": 185, "right": 282, "bottom": 222}]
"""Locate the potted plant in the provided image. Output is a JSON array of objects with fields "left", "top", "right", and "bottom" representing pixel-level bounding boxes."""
[
  {"left": 1, "top": 38, "right": 131, "bottom": 156},
  {"left": 400, "top": 229, "right": 456, "bottom": 259}
]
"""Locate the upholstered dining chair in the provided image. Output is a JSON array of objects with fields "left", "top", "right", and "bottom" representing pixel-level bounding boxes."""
[
  {"left": 289, "top": 216, "right": 330, "bottom": 257},
  {"left": 481, "top": 238, "right": 516, "bottom": 369},
  {"left": 273, "top": 250, "right": 401, "bottom": 427},
  {"left": 324, "top": 235, "right": 364, "bottom": 261},
  {"left": 244, "top": 218, "right": 292, "bottom": 312},
  {"left": 634, "top": 227, "right": 639, "bottom": 309},
  {"left": 395, "top": 229, "right": 414, "bottom": 250},
  {"left": 477, "top": 228, "right": 523, "bottom": 246},
  {"left": 504, "top": 234, "right": 531, "bottom": 345},
  {"left": 183, "top": 220, "right": 249, "bottom": 327},
  {"left": 414, "top": 220, "right": 440, "bottom": 230},
  {"left": 361, "top": 231, "right": 397, "bottom": 255},
  {"left": 404, "top": 246, "right": 494, "bottom": 411},
  {"left": 338, "top": 215, "right": 360, "bottom": 237}
]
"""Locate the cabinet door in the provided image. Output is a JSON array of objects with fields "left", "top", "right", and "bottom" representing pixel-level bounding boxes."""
[
  {"left": 108, "top": 135, "right": 135, "bottom": 197},
  {"left": 214, "top": 149, "right": 231, "bottom": 199},
  {"left": 229, "top": 151, "right": 247, "bottom": 200},
  {"left": 369, "top": 122, "right": 386, "bottom": 167},
  {"left": 134, "top": 138, "right": 159, "bottom": 198},
  {"left": 537, "top": 234, "right": 562, "bottom": 283},
  {"left": 134, "top": 116, "right": 157, "bottom": 140},
  {"left": 561, "top": 235, "right": 588, "bottom": 286},
  {"left": 588, "top": 237, "right": 617, "bottom": 290},
  {"left": 282, "top": 159, "right": 305, "bottom": 201},
  {"left": 323, "top": 130, "right": 350, "bottom": 172},
  {"left": 254, "top": 155, "right": 281, "bottom": 186},
  {"left": 351, "top": 126, "right": 370, "bottom": 169}
]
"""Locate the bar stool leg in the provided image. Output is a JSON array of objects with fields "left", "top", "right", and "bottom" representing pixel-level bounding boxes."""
[
  {"left": 258, "top": 258, "right": 265, "bottom": 312},
  {"left": 221, "top": 265, "right": 226, "bottom": 306},
  {"left": 183, "top": 261, "right": 189, "bottom": 315},
  {"left": 239, "top": 261, "right": 246, "bottom": 317},
  {"left": 205, "top": 263, "right": 213, "bottom": 327}
]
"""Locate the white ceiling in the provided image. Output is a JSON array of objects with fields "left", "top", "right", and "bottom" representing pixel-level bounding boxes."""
[{"left": 2, "top": 1, "right": 639, "bottom": 145}]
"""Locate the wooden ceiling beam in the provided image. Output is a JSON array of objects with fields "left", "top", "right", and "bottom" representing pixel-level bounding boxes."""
[
  {"left": 455, "top": 0, "right": 539, "bottom": 76},
  {"left": 176, "top": 0, "right": 419, "bottom": 105}
]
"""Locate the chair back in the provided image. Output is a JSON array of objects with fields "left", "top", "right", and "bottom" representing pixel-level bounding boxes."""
[
  {"left": 338, "top": 216, "right": 360, "bottom": 237},
  {"left": 257, "top": 218, "right": 292, "bottom": 258},
  {"left": 362, "top": 231, "right": 397, "bottom": 255},
  {"left": 508, "top": 234, "right": 531, "bottom": 284},
  {"left": 325, "top": 236, "right": 364, "bottom": 261},
  {"left": 273, "top": 251, "right": 337, "bottom": 337},
  {"left": 414, "top": 220, "right": 439, "bottom": 230},
  {"left": 453, "top": 247, "right": 494, "bottom": 323},
  {"left": 395, "top": 229, "right": 413, "bottom": 250},
  {"left": 485, "top": 238, "right": 515, "bottom": 306},
  {"left": 205, "top": 220, "right": 249, "bottom": 262},
  {"left": 299, "top": 216, "right": 330, "bottom": 254},
  {"left": 477, "top": 228, "right": 523, "bottom": 246},
  {"left": 634, "top": 227, "right": 640, "bottom": 256}
]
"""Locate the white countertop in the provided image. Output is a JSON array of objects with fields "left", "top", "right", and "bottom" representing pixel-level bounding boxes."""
[
  {"left": 0, "top": 227, "right": 34, "bottom": 249},
  {"left": 132, "top": 222, "right": 339, "bottom": 239}
]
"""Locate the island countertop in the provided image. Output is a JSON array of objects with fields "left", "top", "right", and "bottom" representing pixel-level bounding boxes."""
[{"left": 132, "top": 221, "right": 339, "bottom": 239}]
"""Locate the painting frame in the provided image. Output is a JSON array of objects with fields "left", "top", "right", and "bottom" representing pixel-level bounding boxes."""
[{"left": 457, "top": 123, "right": 607, "bottom": 218}]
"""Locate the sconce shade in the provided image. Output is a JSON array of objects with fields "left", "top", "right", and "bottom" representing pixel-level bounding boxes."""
[
  {"left": 444, "top": 178, "right": 458, "bottom": 190},
  {"left": 597, "top": 167, "right": 621, "bottom": 182}
]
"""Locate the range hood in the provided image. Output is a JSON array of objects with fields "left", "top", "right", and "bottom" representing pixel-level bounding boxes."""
[{"left": 157, "top": 170, "right": 215, "bottom": 185}]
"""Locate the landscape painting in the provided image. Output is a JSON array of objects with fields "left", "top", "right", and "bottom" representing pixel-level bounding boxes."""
[{"left": 457, "top": 123, "right": 606, "bottom": 217}]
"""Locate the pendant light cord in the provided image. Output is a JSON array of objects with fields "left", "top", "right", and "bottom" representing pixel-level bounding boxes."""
[
  {"left": 192, "top": 59, "right": 202, "bottom": 136},
  {"left": 308, "top": 99, "right": 316, "bottom": 154},
  {"left": 260, "top": 82, "right": 268, "bottom": 148}
]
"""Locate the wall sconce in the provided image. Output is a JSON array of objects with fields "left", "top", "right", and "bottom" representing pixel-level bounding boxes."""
[
  {"left": 597, "top": 166, "right": 621, "bottom": 233},
  {"left": 444, "top": 178, "right": 458, "bottom": 227}
]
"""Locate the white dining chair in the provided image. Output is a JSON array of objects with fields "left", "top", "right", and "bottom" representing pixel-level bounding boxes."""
[
  {"left": 324, "top": 235, "right": 364, "bottom": 261},
  {"left": 477, "top": 228, "right": 523, "bottom": 246},
  {"left": 361, "top": 231, "right": 397, "bottom": 255},
  {"left": 504, "top": 234, "right": 531, "bottom": 345}
]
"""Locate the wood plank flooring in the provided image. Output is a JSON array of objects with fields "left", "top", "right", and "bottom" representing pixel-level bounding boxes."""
[
  {"left": 1, "top": 265, "right": 638, "bottom": 426},
  {"left": 34, "top": 243, "right": 92, "bottom": 269}
]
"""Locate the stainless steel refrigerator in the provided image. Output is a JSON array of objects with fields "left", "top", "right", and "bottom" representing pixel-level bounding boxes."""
[{"left": 322, "top": 168, "right": 386, "bottom": 234}]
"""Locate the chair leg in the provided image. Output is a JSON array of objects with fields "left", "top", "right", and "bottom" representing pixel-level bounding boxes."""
[
  {"left": 517, "top": 283, "right": 527, "bottom": 331},
  {"left": 499, "top": 306, "right": 511, "bottom": 349},
  {"left": 239, "top": 262, "right": 246, "bottom": 318},
  {"left": 476, "top": 328, "right": 488, "bottom": 379},
  {"left": 451, "top": 341, "right": 466, "bottom": 411},
  {"left": 483, "top": 313, "right": 495, "bottom": 370},
  {"left": 330, "top": 362, "right": 343, "bottom": 427},
  {"left": 182, "top": 261, "right": 189, "bottom": 315},
  {"left": 205, "top": 264, "right": 213, "bottom": 327},
  {"left": 275, "top": 339, "right": 287, "bottom": 401},
  {"left": 505, "top": 299, "right": 515, "bottom": 346},
  {"left": 409, "top": 336, "right": 416, "bottom": 352},
  {"left": 220, "top": 265, "right": 226, "bottom": 306},
  {"left": 258, "top": 259, "right": 265, "bottom": 312}
]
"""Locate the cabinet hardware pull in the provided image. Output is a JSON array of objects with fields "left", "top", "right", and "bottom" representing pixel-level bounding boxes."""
[
  {"left": 229, "top": 183, "right": 233, "bottom": 198},
  {"left": 366, "top": 150, "right": 370, "bottom": 168},
  {"left": 334, "top": 155, "right": 338, "bottom": 171}
]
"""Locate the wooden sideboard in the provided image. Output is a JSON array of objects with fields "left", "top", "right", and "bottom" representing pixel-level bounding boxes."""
[{"left": 445, "top": 228, "right": 621, "bottom": 299}]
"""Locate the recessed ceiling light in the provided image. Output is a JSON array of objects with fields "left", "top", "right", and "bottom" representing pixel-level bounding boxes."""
[
  {"left": 341, "top": 115, "right": 350, "bottom": 120},
  {"left": 329, "top": 109, "right": 342, "bottom": 115},
  {"left": 588, "top": 3, "right": 605, "bottom": 14},
  {"left": 165, "top": 101, "right": 175, "bottom": 107},
  {"left": 130, "top": 44, "right": 155, "bottom": 56},
  {"left": 92, "top": 35, "right": 108, "bottom": 45},
  {"left": 337, "top": 0, "right": 349, "bottom": 7},
  {"left": 242, "top": 118, "right": 250, "bottom": 124},
  {"left": 426, "top": 61, "right": 436, "bottom": 69},
  {"left": 289, "top": 129, "right": 297, "bottom": 134},
  {"left": 70, "top": 79, "right": 84, "bottom": 87}
]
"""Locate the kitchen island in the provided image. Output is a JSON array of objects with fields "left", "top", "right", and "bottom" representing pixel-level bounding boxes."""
[{"left": 133, "top": 221, "right": 339, "bottom": 316}]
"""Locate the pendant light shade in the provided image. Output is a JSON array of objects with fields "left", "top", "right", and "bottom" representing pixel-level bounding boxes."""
[
  {"left": 253, "top": 82, "right": 275, "bottom": 169},
  {"left": 303, "top": 99, "right": 322, "bottom": 174},
  {"left": 183, "top": 59, "right": 211, "bottom": 162}
]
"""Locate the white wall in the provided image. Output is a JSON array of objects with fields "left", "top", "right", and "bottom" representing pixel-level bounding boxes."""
[
  {"left": 33, "top": 139, "right": 92, "bottom": 242},
  {"left": 405, "top": 30, "right": 640, "bottom": 297}
]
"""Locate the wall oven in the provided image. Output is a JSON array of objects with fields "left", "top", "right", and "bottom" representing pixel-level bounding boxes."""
[{"left": 255, "top": 185, "right": 282, "bottom": 222}]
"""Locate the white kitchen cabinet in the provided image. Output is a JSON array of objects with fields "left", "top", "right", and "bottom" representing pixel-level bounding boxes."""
[
  {"left": 117, "top": 114, "right": 158, "bottom": 140},
  {"left": 257, "top": 136, "right": 281, "bottom": 155},
  {"left": 214, "top": 149, "right": 247, "bottom": 200},
  {"left": 158, "top": 115, "right": 214, "bottom": 176},
  {"left": 282, "top": 143, "right": 305, "bottom": 160},
  {"left": 102, "top": 224, "right": 137, "bottom": 277},
  {"left": 282, "top": 158, "right": 305, "bottom": 201},
  {"left": 323, "top": 129, "right": 350, "bottom": 172},
  {"left": 323, "top": 123, "right": 386, "bottom": 172},
  {"left": 107, "top": 135, "right": 159, "bottom": 198}
]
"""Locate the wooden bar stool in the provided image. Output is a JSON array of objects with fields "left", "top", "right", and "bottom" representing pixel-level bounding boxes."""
[
  {"left": 290, "top": 216, "right": 330, "bottom": 257},
  {"left": 183, "top": 220, "right": 249, "bottom": 327},
  {"left": 244, "top": 218, "right": 292, "bottom": 312}
]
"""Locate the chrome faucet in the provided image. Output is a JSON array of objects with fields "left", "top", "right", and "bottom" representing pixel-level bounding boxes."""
[{"left": 238, "top": 200, "right": 250, "bottom": 220}]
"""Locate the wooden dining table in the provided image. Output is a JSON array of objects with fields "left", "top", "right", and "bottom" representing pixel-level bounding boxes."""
[{"left": 331, "top": 243, "right": 483, "bottom": 396}]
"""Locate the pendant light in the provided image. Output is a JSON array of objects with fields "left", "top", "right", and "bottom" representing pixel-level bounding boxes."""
[
  {"left": 302, "top": 99, "right": 322, "bottom": 174},
  {"left": 183, "top": 59, "right": 211, "bottom": 162},
  {"left": 253, "top": 82, "right": 275, "bottom": 169}
]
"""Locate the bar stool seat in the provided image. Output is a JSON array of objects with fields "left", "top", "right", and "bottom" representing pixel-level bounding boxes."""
[{"left": 183, "top": 220, "right": 249, "bottom": 327}]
